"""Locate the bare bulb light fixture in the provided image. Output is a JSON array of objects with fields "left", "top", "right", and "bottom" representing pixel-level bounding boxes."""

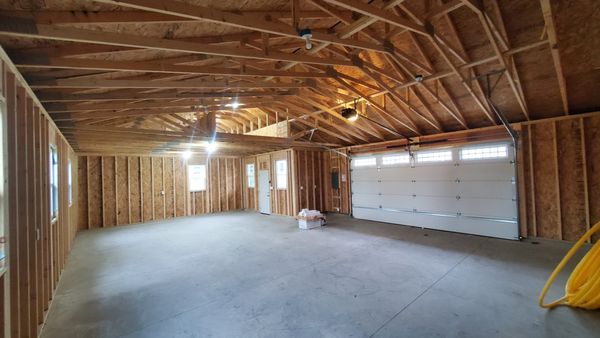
[
  {"left": 298, "top": 28, "right": 313, "bottom": 50},
  {"left": 206, "top": 141, "right": 217, "bottom": 154},
  {"left": 341, "top": 98, "right": 359, "bottom": 122},
  {"left": 182, "top": 150, "right": 192, "bottom": 160}
]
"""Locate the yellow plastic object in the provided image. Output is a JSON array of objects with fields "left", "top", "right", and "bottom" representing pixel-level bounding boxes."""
[{"left": 539, "top": 221, "right": 600, "bottom": 310}]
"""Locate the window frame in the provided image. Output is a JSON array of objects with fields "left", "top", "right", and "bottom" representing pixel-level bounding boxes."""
[
  {"left": 275, "top": 159, "right": 288, "bottom": 190},
  {"left": 50, "top": 144, "right": 59, "bottom": 221},
  {"left": 246, "top": 163, "right": 255, "bottom": 188},
  {"left": 187, "top": 164, "right": 207, "bottom": 192},
  {"left": 68, "top": 159, "right": 73, "bottom": 206}
]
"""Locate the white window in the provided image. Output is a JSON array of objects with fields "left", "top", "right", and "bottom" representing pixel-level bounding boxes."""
[
  {"left": 382, "top": 154, "right": 410, "bottom": 165},
  {"left": 246, "top": 163, "right": 255, "bottom": 188},
  {"left": 276, "top": 160, "right": 287, "bottom": 189},
  {"left": 417, "top": 150, "right": 452, "bottom": 163},
  {"left": 353, "top": 157, "right": 376, "bottom": 167},
  {"left": 188, "top": 164, "right": 207, "bottom": 192},
  {"left": 68, "top": 159, "right": 73, "bottom": 206},
  {"left": 460, "top": 145, "right": 508, "bottom": 160},
  {"left": 50, "top": 145, "right": 59, "bottom": 220}
]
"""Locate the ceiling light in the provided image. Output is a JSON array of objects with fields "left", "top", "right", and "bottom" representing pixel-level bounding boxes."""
[
  {"left": 228, "top": 101, "right": 241, "bottom": 109},
  {"left": 182, "top": 150, "right": 192, "bottom": 160},
  {"left": 298, "top": 28, "right": 313, "bottom": 50},
  {"left": 415, "top": 74, "right": 424, "bottom": 83},
  {"left": 206, "top": 141, "right": 217, "bottom": 154},
  {"left": 341, "top": 107, "right": 359, "bottom": 122}
]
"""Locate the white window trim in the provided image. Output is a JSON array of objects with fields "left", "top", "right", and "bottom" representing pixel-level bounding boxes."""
[
  {"left": 275, "top": 159, "right": 288, "bottom": 190},
  {"left": 187, "top": 164, "right": 207, "bottom": 192}
]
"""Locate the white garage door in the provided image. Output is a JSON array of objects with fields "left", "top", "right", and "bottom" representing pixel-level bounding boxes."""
[{"left": 351, "top": 142, "right": 519, "bottom": 240}]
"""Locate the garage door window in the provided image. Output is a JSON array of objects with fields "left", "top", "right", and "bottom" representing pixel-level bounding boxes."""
[
  {"left": 417, "top": 150, "right": 452, "bottom": 163},
  {"left": 382, "top": 154, "right": 409, "bottom": 166},
  {"left": 353, "top": 157, "right": 376, "bottom": 167},
  {"left": 460, "top": 145, "right": 508, "bottom": 160}
]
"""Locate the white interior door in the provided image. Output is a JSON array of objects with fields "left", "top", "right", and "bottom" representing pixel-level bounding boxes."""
[
  {"left": 351, "top": 142, "right": 519, "bottom": 240},
  {"left": 258, "top": 170, "right": 271, "bottom": 214}
]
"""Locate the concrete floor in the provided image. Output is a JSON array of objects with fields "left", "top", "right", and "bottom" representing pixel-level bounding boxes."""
[{"left": 41, "top": 212, "right": 599, "bottom": 338}]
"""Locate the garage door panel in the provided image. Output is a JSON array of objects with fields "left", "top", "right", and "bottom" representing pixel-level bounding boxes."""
[
  {"left": 351, "top": 142, "right": 518, "bottom": 240},
  {"left": 414, "top": 196, "right": 459, "bottom": 214},
  {"left": 411, "top": 165, "right": 457, "bottom": 180},
  {"left": 351, "top": 167, "right": 379, "bottom": 181},
  {"left": 352, "top": 194, "right": 381, "bottom": 208},
  {"left": 459, "top": 181, "right": 514, "bottom": 199},
  {"left": 457, "top": 162, "right": 514, "bottom": 181},
  {"left": 379, "top": 167, "right": 411, "bottom": 180},
  {"left": 379, "top": 181, "right": 413, "bottom": 195},
  {"left": 413, "top": 181, "right": 457, "bottom": 197},
  {"left": 380, "top": 195, "right": 415, "bottom": 210},
  {"left": 352, "top": 181, "right": 379, "bottom": 194},
  {"left": 459, "top": 198, "right": 516, "bottom": 219}
]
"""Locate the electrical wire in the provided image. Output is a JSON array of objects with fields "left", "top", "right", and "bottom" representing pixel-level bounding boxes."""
[{"left": 539, "top": 221, "right": 600, "bottom": 310}]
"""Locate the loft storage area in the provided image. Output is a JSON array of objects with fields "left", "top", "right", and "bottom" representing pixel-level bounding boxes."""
[{"left": 0, "top": 0, "right": 599, "bottom": 337}]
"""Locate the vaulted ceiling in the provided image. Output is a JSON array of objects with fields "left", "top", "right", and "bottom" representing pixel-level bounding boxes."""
[{"left": 0, "top": 0, "right": 598, "bottom": 155}]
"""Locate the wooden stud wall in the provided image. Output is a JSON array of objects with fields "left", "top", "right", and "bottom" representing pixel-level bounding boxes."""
[
  {"left": 78, "top": 156, "right": 242, "bottom": 228},
  {"left": 2, "top": 59, "right": 78, "bottom": 337},
  {"left": 243, "top": 149, "right": 329, "bottom": 217}
]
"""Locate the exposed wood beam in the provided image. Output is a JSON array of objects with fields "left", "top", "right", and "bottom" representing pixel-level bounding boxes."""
[
  {"left": 323, "top": 0, "right": 427, "bottom": 35},
  {"left": 0, "top": 15, "right": 354, "bottom": 66},
  {"left": 539, "top": 0, "right": 569, "bottom": 114},
  {"left": 1, "top": 10, "right": 348, "bottom": 24},
  {"left": 91, "top": 0, "right": 387, "bottom": 52},
  {"left": 28, "top": 78, "right": 315, "bottom": 89},
  {"left": 36, "top": 89, "right": 298, "bottom": 102},
  {"left": 15, "top": 57, "right": 331, "bottom": 79}
]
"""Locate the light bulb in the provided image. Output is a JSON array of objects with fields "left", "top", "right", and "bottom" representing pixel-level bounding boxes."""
[
  {"left": 206, "top": 141, "right": 217, "bottom": 154},
  {"left": 182, "top": 150, "right": 192, "bottom": 160},
  {"left": 230, "top": 101, "right": 240, "bottom": 109},
  {"left": 305, "top": 38, "right": 312, "bottom": 50},
  {"left": 347, "top": 114, "right": 358, "bottom": 122}
]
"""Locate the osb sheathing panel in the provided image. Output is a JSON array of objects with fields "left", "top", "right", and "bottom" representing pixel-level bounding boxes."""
[
  {"left": 129, "top": 157, "right": 141, "bottom": 224},
  {"left": 556, "top": 119, "right": 587, "bottom": 241},
  {"left": 77, "top": 156, "right": 88, "bottom": 230},
  {"left": 140, "top": 157, "right": 153, "bottom": 222},
  {"left": 174, "top": 158, "right": 186, "bottom": 217},
  {"left": 102, "top": 156, "right": 116, "bottom": 227},
  {"left": 530, "top": 124, "right": 560, "bottom": 239},
  {"left": 521, "top": 128, "right": 536, "bottom": 237},
  {"left": 164, "top": 157, "right": 175, "bottom": 218},
  {"left": 115, "top": 156, "right": 129, "bottom": 225},
  {"left": 152, "top": 157, "right": 165, "bottom": 220},
  {"left": 87, "top": 156, "right": 102, "bottom": 228},
  {"left": 584, "top": 115, "right": 600, "bottom": 243}
]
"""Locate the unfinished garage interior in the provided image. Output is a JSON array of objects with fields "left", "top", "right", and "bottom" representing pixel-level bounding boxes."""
[{"left": 0, "top": 0, "right": 599, "bottom": 336}]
